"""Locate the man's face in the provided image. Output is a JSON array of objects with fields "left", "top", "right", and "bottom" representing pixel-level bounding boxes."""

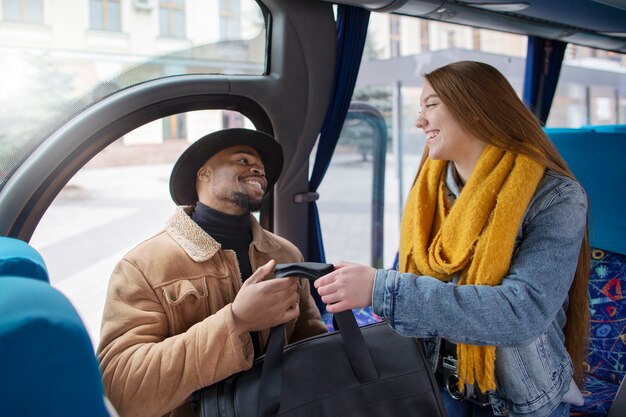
[{"left": 196, "top": 145, "right": 267, "bottom": 215}]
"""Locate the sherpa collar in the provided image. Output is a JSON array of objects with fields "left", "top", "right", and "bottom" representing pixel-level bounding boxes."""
[{"left": 166, "top": 206, "right": 281, "bottom": 263}]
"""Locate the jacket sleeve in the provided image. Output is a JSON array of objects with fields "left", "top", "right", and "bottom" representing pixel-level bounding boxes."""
[{"left": 97, "top": 259, "right": 254, "bottom": 417}]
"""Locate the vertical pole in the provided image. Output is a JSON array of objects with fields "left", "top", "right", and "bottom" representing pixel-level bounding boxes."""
[
  {"left": 392, "top": 80, "right": 403, "bottom": 222},
  {"left": 585, "top": 86, "right": 592, "bottom": 125}
]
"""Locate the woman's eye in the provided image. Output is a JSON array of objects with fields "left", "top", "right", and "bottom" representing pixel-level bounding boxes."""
[{"left": 425, "top": 102, "right": 438, "bottom": 108}]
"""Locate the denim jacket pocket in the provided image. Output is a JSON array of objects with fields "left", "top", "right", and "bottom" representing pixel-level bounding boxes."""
[
  {"left": 494, "top": 330, "right": 570, "bottom": 414},
  {"left": 159, "top": 277, "right": 210, "bottom": 333}
]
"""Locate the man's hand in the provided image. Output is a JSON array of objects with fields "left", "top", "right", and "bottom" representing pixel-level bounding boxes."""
[
  {"left": 314, "top": 261, "right": 376, "bottom": 313},
  {"left": 232, "top": 259, "right": 300, "bottom": 335}
]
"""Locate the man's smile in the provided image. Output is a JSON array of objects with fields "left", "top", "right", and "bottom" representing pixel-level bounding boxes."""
[{"left": 242, "top": 176, "right": 266, "bottom": 193}]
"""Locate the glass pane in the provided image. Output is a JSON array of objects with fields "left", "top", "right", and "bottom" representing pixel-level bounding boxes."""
[
  {"left": 590, "top": 86, "right": 616, "bottom": 125},
  {"left": 158, "top": 9, "right": 168, "bottom": 35},
  {"left": 0, "top": 0, "right": 267, "bottom": 190},
  {"left": 546, "top": 83, "right": 587, "bottom": 127},
  {"left": 89, "top": 0, "right": 103, "bottom": 30},
  {"left": 172, "top": 10, "right": 184, "bottom": 38},
  {"left": 108, "top": 0, "right": 121, "bottom": 31},
  {"left": 30, "top": 110, "right": 254, "bottom": 347},
  {"left": 316, "top": 118, "right": 378, "bottom": 266},
  {"left": 25, "top": 0, "right": 42, "bottom": 23},
  {"left": 3, "top": 0, "right": 21, "bottom": 20}
]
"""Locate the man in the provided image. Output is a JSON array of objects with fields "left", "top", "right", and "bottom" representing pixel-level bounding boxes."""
[{"left": 97, "top": 128, "right": 326, "bottom": 417}]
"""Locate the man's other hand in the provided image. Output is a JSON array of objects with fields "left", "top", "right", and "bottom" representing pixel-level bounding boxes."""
[{"left": 232, "top": 259, "right": 299, "bottom": 335}]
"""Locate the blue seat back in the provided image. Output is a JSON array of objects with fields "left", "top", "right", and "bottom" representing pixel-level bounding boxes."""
[
  {"left": 0, "top": 238, "right": 110, "bottom": 417},
  {"left": 0, "top": 277, "right": 110, "bottom": 417},
  {"left": 0, "top": 236, "right": 49, "bottom": 282},
  {"left": 582, "top": 124, "right": 626, "bottom": 133},
  {"left": 546, "top": 130, "right": 626, "bottom": 255}
]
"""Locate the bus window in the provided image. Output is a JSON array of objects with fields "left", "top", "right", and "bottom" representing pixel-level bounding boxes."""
[
  {"left": 0, "top": 0, "right": 267, "bottom": 190},
  {"left": 547, "top": 45, "right": 626, "bottom": 127}
]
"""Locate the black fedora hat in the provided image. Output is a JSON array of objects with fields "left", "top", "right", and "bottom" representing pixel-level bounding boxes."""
[{"left": 170, "top": 128, "right": 283, "bottom": 205}]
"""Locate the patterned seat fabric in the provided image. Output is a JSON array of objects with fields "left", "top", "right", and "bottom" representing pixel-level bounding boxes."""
[
  {"left": 321, "top": 306, "right": 382, "bottom": 331},
  {"left": 571, "top": 374, "right": 619, "bottom": 417},
  {"left": 572, "top": 248, "right": 626, "bottom": 416}
]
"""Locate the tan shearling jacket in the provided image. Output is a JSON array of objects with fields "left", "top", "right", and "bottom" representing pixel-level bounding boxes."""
[{"left": 97, "top": 207, "right": 327, "bottom": 417}]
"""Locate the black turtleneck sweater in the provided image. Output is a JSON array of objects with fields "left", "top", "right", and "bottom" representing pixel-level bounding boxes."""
[
  {"left": 191, "top": 202, "right": 253, "bottom": 280},
  {"left": 190, "top": 202, "right": 260, "bottom": 356}
]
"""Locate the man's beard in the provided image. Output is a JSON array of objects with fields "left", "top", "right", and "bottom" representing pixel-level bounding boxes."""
[{"left": 232, "top": 191, "right": 262, "bottom": 213}]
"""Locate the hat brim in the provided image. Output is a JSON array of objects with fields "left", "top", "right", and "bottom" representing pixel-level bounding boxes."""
[{"left": 170, "top": 128, "right": 283, "bottom": 206}]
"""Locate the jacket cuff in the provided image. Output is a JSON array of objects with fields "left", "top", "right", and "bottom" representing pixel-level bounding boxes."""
[
  {"left": 223, "top": 304, "right": 254, "bottom": 369},
  {"left": 372, "top": 269, "right": 395, "bottom": 323}
]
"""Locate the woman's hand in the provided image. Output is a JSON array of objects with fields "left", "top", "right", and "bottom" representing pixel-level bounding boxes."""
[{"left": 314, "top": 261, "right": 376, "bottom": 313}]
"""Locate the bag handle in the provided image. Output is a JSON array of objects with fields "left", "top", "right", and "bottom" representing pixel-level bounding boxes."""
[{"left": 257, "top": 263, "right": 380, "bottom": 417}]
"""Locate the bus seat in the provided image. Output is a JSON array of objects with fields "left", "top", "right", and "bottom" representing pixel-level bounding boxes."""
[
  {"left": 582, "top": 124, "right": 626, "bottom": 133},
  {"left": 0, "top": 276, "right": 112, "bottom": 417},
  {"left": 544, "top": 127, "right": 596, "bottom": 135},
  {"left": 321, "top": 307, "right": 382, "bottom": 331},
  {"left": 546, "top": 130, "right": 626, "bottom": 417},
  {"left": 570, "top": 249, "right": 626, "bottom": 417},
  {"left": 0, "top": 236, "right": 48, "bottom": 282},
  {"left": 0, "top": 238, "right": 116, "bottom": 416},
  {"left": 546, "top": 131, "right": 626, "bottom": 255}
]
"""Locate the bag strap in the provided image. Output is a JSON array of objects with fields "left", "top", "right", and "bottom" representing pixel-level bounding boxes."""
[
  {"left": 333, "top": 310, "right": 379, "bottom": 382},
  {"left": 257, "top": 323, "right": 286, "bottom": 417},
  {"left": 258, "top": 263, "right": 380, "bottom": 417}
]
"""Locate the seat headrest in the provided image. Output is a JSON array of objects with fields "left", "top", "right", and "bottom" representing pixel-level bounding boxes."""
[
  {"left": 0, "top": 237, "right": 48, "bottom": 282},
  {"left": 546, "top": 130, "right": 626, "bottom": 255}
]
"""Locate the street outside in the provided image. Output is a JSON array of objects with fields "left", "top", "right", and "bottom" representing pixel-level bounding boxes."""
[{"left": 29, "top": 152, "right": 422, "bottom": 349}]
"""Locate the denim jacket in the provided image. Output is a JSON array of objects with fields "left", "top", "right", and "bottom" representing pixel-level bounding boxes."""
[{"left": 372, "top": 165, "right": 587, "bottom": 417}]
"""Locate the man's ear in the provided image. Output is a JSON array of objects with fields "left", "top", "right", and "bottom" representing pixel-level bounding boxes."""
[{"left": 197, "top": 165, "right": 211, "bottom": 182}]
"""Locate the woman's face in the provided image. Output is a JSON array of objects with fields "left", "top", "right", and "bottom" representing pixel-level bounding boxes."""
[{"left": 415, "top": 82, "right": 486, "bottom": 167}]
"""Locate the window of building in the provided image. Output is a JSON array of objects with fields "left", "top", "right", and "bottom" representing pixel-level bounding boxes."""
[
  {"left": 89, "top": 0, "right": 121, "bottom": 31},
  {"left": 389, "top": 15, "right": 400, "bottom": 58},
  {"left": 163, "top": 114, "right": 187, "bottom": 140},
  {"left": 590, "top": 86, "right": 617, "bottom": 125},
  {"left": 159, "top": 0, "right": 185, "bottom": 38},
  {"left": 222, "top": 110, "right": 244, "bottom": 128},
  {"left": 550, "top": 44, "right": 626, "bottom": 126},
  {"left": 547, "top": 83, "right": 587, "bottom": 127},
  {"left": 3, "top": 0, "right": 42, "bottom": 23},
  {"left": 219, "top": 0, "right": 240, "bottom": 40}
]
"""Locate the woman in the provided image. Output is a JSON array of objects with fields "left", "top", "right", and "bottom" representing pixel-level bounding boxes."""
[{"left": 315, "top": 61, "right": 589, "bottom": 417}]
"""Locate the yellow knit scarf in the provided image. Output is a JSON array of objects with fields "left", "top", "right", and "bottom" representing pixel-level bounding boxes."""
[{"left": 399, "top": 145, "right": 545, "bottom": 392}]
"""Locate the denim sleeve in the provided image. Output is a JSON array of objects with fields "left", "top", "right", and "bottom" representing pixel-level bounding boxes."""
[{"left": 372, "top": 177, "right": 587, "bottom": 347}]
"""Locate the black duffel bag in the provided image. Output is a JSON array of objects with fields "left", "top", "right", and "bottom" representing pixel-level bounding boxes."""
[{"left": 199, "top": 263, "right": 447, "bottom": 417}]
